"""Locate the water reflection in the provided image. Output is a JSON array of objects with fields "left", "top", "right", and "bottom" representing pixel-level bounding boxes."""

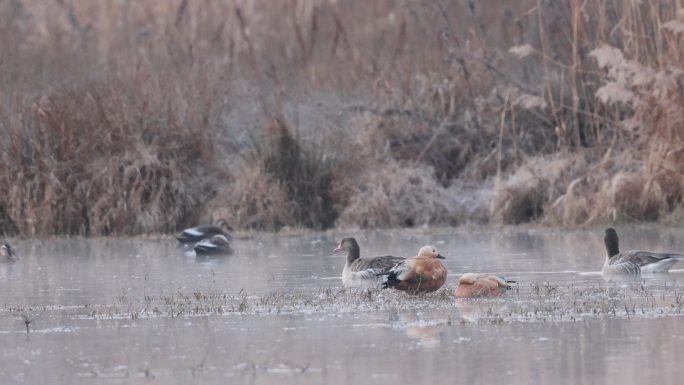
[
  {"left": 405, "top": 323, "right": 445, "bottom": 349},
  {"left": 0, "top": 260, "right": 16, "bottom": 280},
  {"left": 389, "top": 309, "right": 452, "bottom": 349},
  {"left": 454, "top": 298, "right": 509, "bottom": 323}
]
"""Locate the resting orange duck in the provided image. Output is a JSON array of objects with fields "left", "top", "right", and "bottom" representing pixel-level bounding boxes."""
[
  {"left": 378, "top": 245, "right": 447, "bottom": 294},
  {"left": 453, "top": 273, "right": 515, "bottom": 298}
]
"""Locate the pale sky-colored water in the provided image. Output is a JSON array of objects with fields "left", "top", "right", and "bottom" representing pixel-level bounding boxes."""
[{"left": 1, "top": 226, "right": 684, "bottom": 384}]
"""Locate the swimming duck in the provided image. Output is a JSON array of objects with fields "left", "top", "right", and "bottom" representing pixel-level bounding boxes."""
[
  {"left": 602, "top": 228, "right": 683, "bottom": 275},
  {"left": 453, "top": 273, "right": 515, "bottom": 298},
  {"left": 176, "top": 219, "right": 232, "bottom": 244},
  {"left": 194, "top": 234, "right": 233, "bottom": 256},
  {"left": 1, "top": 244, "right": 16, "bottom": 261},
  {"left": 379, "top": 245, "right": 447, "bottom": 294},
  {"left": 333, "top": 237, "right": 405, "bottom": 288}
]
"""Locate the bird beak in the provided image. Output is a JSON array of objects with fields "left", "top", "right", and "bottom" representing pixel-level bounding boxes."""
[
  {"left": 436, "top": 254, "right": 446, "bottom": 259},
  {"left": 333, "top": 244, "right": 342, "bottom": 252}
]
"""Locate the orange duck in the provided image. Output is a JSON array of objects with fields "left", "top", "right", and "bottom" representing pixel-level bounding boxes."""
[
  {"left": 453, "top": 273, "right": 515, "bottom": 298},
  {"left": 379, "top": 245, "right": 447, "bottom": 294}
]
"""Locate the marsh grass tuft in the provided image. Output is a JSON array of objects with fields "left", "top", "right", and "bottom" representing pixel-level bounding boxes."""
[{"left": 16, "top": 281, "right": 676, "bottom": 325}]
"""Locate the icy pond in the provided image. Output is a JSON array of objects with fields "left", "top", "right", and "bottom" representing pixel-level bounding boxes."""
[{"left": 1, "top": 227, "right": 684, "bottom": 384}]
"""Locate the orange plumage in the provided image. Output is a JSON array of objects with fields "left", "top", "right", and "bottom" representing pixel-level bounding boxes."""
[
  {"left": 380, "top": 245, "right": 447, "bottom": 294},
  {"left": 453, "top": 273, "right": 514, "bottom": 298}
]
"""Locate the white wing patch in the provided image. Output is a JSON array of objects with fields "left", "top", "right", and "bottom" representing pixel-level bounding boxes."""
[
  {"left": 185, "top": 228, "right": 203, "bottom": 236},
  {"left": 349, "top": 268, "right": 383, "bottom": 280},
  {"left": 343, "top": 267, "right": 384, "bottom": 287},
  {"left": 195, "top": 238, "right": 217, "bottom": 249},
  {"left": 641, "top": 258, "right": 680, "bottom": 273}
]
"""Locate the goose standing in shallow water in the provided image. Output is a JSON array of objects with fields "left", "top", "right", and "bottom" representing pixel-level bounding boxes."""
[
  {"left": 1, "top": 244, "right": 16, "bottom": 261},
  {"left": 454, "top": 274, "right": 515, "bottom": 298},
  {"left": 194, "top": 235, "right": 233, "bottom": 256},
  {"left": 379, "top": 245, "right": 447, "bottom": 294},
  {"left": 333, "top": 237, "right": 405, "bottom": 288},
  {"left": 602, "top": 228, "right": 683, "bottom": 275},
  {"left": 176, "top": 219, "right": 233, "bottom": 244}
]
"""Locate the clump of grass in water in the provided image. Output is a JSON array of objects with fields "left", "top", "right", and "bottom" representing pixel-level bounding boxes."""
[
  {"left": 79, "top": 287, "right": 456, "bottom": 319},
  {"left": 19, "top": 281, "right": 684, "bottom": 325},
  {"left": 5, "top": 307, "right": 46, "bottom": 338}
]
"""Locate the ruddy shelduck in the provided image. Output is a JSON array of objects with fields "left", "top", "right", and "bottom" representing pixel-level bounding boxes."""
[
  {"left": 334, "top": 237, "right": 404, "bottom": 288},
  {"left": 379, "top": 245, "right": 447, "bottom": 294},
  {"left": 602, "top": 228, "right": 682, "bottom": 275},
  {"left": 453, "top": 273, "right": 515, "bottom": 298}
]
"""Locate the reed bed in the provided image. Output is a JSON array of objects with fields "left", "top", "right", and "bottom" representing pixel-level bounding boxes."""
[{"left": 1, "top": 0, "right": 683, "bottom": 235}]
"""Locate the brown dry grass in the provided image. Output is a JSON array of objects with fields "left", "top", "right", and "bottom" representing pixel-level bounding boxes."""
[
  {"left": 494, "top": 1, "right": 684, "bottom": 226},
  {"left": 0, "top": 74, "right": 218, "bottom": 235},
  {"left": 1, "top": 0, "right": 684, "bottom": 235},
  {"left": 337, "top": 162, "right": 457, "bottom": 228}
]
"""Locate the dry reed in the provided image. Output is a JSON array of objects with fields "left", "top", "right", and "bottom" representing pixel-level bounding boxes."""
[{"left": 1, "top": 0, "right": 684, "bottom": 234}]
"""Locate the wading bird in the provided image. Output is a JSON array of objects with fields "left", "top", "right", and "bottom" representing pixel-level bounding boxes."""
[
  {"left": 333, "top": 237, "right": 405, "bottom": 288},
  {"left": 602, "top": 228, "right": 683, "bottom": 275}
]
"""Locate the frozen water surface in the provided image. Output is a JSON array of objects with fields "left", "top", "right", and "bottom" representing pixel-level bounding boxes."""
[{"left": 1, "top": 226, "right": 684, "bottom": 384}]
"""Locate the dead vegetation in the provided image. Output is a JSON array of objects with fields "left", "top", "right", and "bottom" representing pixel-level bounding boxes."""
[
  {"left": 497, "top": 1, "right": 684, "bottom": 226},
  {"left": 9, "top": 281, "right": 684, "bottom": 323},
  {"left": 1, "top": 75, "right": 219, "bottom": 235},
  {"left": 1, "top": 0, "right": 684, "bottom": 235}
]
